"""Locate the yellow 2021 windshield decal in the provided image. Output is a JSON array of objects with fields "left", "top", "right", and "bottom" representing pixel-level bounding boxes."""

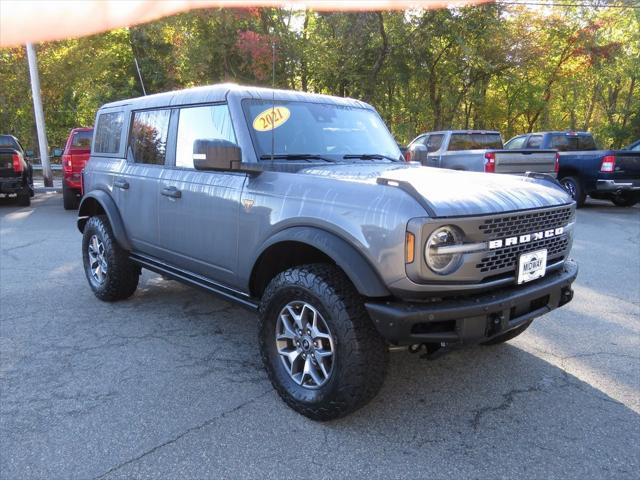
[{"left": 253, "top": 106, "right": 290, "bottom": 132}]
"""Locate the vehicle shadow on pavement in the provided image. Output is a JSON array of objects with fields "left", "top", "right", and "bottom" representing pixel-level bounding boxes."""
[{"left": 12, "top": 275, "right": 640, "bottom": 478}]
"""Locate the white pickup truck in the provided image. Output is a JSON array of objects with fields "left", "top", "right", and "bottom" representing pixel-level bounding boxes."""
[{"left": 406, "top": 130, "right": 558, "bottom": 176}]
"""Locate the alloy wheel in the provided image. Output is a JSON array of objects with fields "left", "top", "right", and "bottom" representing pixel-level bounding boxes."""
[
  {"left": 87, "top": 234, "right": 108, "bottom": 284},
  {"left": 275, "top": 301, "right": 335, "bottom": 389}
]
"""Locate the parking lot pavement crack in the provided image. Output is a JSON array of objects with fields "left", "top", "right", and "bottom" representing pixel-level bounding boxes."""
[
  {"left": 470, "top": 385, "right": 541, "bottom": 431},
  {"left": 1, "top": 238, "right": 46, "bottom": 253},
  {"left": 92, "top": 389, "right": 272, "bottom": 479}
]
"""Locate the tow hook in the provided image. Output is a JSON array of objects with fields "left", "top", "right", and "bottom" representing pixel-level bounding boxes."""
[
  {"left": 559, "top": 287, "right": 574, "bottom": 306},
  {"left": 408, "top": 342, "right": 450, "bottom": 360}
]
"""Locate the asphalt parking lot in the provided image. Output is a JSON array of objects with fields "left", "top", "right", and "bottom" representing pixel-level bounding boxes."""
[{"left": 1, "top": 193, "right": 638, "bottom": 479}]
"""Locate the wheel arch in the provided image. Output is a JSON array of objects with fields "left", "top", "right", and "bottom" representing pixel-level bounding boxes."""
[
  {"left": 77, "top": 190, "right": 132, "bottom": 251},
  {"left": 248, "top": 227, "right": 391, "bottom": 299}
]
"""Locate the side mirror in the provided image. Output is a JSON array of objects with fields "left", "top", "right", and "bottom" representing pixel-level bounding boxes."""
[
  {"left": 409, "top": 144, "right": 428, "bottom": 164},
  {"left": 52, "top": 148, "right": 63, "bottom": 157},
  {"left": 193, "top": 139, "right": 261, "bottom": 173}
]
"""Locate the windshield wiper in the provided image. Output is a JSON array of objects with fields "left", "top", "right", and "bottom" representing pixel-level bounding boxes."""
[
  {"left": 260, "top": 154, "right": 335, "bottom": 162},
  {"left": 343, "top": 153, "right": 400, "bottom": 162}
]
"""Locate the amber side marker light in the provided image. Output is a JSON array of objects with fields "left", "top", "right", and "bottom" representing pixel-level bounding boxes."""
[{"left": 406, "top": 232, "right": 415, "bottom": 264}]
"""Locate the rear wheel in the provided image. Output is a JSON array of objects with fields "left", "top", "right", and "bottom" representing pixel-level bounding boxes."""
[
  {"left": 63, "top": 182, "right": 80, "bottom": 210},
  {"left": 610, "top": 193, "right": 638, "bottom": 207},
  {"left": 82, "top": 215, "right": 139, "bottom": 301},
  {"left": 16, "top": 190, "right": 30, "bottom": 206},
  {"left": 259, "top": 264, "right": 388, "bottom": 421},
  {"left": 559, "top": 176, "right": 586, "bottom": 207}
]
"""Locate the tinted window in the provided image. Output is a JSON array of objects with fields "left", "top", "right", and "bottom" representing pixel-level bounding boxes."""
[
  {"left": 631, "top": 142, "right": 640, "bottom": 152},
  {"left": 129, "top": 109, "right": 171, "bottom": 165},
  {"left": 94, "top": 112, "right": 123, "bottom": 154},
  {"left": 526, "top": 135, "right": 543, "bottom": 148},
  {"left": 550, "top": 134, "right": 597, "bottom": 151},
  {"left": 243, "top": 99, "right": 401, "bottom": 160},
  {"left": 426, "top": 134, "right": 444, "bottom": 152},
  {"left": 505, "top": 136, "right": 526, "bottom": 149},
  {"left": 176, "top": 105, "right": 236, "bottom": 169},
  {"left": 448, "top": 133, "right": 502, "bottom": 151},
  {"left": 71, "top": 130, "right": 93, "bottom": 148}
]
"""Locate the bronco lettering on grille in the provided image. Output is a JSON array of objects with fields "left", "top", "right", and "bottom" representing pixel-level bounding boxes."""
[{"left": 488, "top": 227, "right": 564, "bottom": 250}]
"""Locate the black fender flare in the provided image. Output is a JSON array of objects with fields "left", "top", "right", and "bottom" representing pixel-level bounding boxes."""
[
  {"left": 250, "top": 226, "right": 390, "bottom": 298},
  {"left": 77, "top": 190, "right": 132, "bottom": 251}
]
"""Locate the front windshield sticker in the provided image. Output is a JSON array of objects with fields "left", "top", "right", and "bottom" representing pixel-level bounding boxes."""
[{"left": 253, "top": 106, "right": 291, "bottom": 132}]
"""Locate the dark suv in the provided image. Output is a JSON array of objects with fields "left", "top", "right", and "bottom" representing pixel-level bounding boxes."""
[{"left": 78, "top": 85, "right": 578, "bottom": 420}]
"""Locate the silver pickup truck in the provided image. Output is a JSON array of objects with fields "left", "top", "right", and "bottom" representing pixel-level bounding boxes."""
[{"left": 407, "top": 130, "right": 558, "bottom": 176}]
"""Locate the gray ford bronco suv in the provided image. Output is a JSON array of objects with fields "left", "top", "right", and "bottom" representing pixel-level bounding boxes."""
[{"left": 78, "top": 84, "right": 578, "bottom": 420}]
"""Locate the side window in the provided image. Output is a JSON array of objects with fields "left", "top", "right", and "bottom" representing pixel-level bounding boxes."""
[
  {"left": 129, "top": 109, "right": 171, "bottom": 165},
  {"left": 175, "top": 104, "right": 236, "bottom": 169},
  {"left": 426, "top": 134, "right": 444, "bottom": 152},
  {"left": 526, "top": 135, "right": 543, "bottom": 148},
  {"left": 94, "top": 112, "right": 123, "bottom": 154},
  {"left": 505, "top": 136, "right": 526, "bottom": 149}
]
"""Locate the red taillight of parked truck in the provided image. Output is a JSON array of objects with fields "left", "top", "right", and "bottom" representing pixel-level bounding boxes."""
[
  {"left": 62, "top": 153, "right": 73, "bottom": 173},
  {"left": 12, "top": 153, "right": 23, "bottom": 173},
  {"left": 484, "top": 152, "right": 496, "bottom": 173},
  {"left": 554, "top": 152, "right": 560, "bottom": 173},
  {"left": 600, "top": 155, "right": 616, "bottom": 173}
]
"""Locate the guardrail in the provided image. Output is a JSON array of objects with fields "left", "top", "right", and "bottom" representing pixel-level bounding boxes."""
[{"left": 32, "top": 164, "right": 62, "bottom": 171}]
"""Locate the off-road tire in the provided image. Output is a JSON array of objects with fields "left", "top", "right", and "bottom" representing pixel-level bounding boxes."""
[
  {"left": 16, "top": 190, "right": 30, "bottom": 206},
  {"left": 63, "top": 183, "right": 79, "bottom": 210},
  {"left": 259, "top": 264, "right": 388, "bottom": 421},
  {"left": 82, "top": 215, "right": 139, "bottom": 301},
  {"left": 559, "top": 176, "right": 586, "bottom": 207},
  {"left": 610, "top": 193, "right": 638, "bottom": 208},
  {"left": 481, "top": 320, "right": 532, "bottom": 346}
]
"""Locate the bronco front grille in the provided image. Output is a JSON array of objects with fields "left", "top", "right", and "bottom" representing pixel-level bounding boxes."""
[
  {"left": 477, "top": 236, "right": 569, "bottom": 273},
  {"left": 479, "top": 207, "right": 573, "bottom": 239}
]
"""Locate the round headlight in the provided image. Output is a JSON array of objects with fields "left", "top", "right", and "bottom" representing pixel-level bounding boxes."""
[{"left": 425, "top": 226, "right": 464, "bottom": 275}]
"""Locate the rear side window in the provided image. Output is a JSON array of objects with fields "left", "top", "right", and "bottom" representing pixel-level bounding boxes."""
[
  {"left": 175, "top": 104, "right": 236, "bottom": 169},
  {"left": 94, "top": 112, "right": 123, "bottom": 154},
  {"left": 551, "top": 134, "right": 597, "bottom": 151},
  {"left": 526, "top": 135, "right": 543, "bottom": 148},
  {"left": 426, "top": 134, "right": 444, "bottom": 152},
  {"left": 448, "top": 133, "right": 502, "bottom": 151},
  {"left": 129, "top": 109, "right": 171, "bottom": 165},
  {"left": 71, "top": 131, "right": 93, "bottom": 148},
  {"left": 505, "top": 136, "right": 526, "bottom": 149}
]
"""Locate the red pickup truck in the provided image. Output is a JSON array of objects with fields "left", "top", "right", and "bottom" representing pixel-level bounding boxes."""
[{"left": 62, "top": 127, "right": 93, "bottom": 209}]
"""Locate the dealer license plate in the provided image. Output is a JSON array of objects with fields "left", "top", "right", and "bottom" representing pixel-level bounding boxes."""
[{"left": 517, "top": 249, "right": 547, "bottom": 284}]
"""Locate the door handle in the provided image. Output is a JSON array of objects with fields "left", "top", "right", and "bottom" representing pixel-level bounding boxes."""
[
  {"left": 161, "top": 186, "right": 182, "bottom": 199},
  {"left": 114, "top": 179, "right": 129, "bottom": 190}
]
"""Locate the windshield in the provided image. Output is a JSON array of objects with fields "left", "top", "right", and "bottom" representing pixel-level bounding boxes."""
[
  {"left": 448, "top": 133, "right": 503, "bottom": 151},
  {"left": 550, "top": 134, "right": 598, "bottom": 151},
  {"left": 242, "top": 99, "right": 401, "bottom": 161}
]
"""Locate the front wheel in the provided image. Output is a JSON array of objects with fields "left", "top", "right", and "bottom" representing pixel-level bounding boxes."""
[
  {"left": 259, "top": 264, "right": 388, "bottom": 421},
  {"left": 82, "top": 215, "right": 139, "bottom": 301}
]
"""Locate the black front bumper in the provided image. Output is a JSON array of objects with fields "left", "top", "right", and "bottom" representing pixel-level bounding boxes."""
[{"left": 366, "top": 259, "right": 578, "bottom": 346}]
